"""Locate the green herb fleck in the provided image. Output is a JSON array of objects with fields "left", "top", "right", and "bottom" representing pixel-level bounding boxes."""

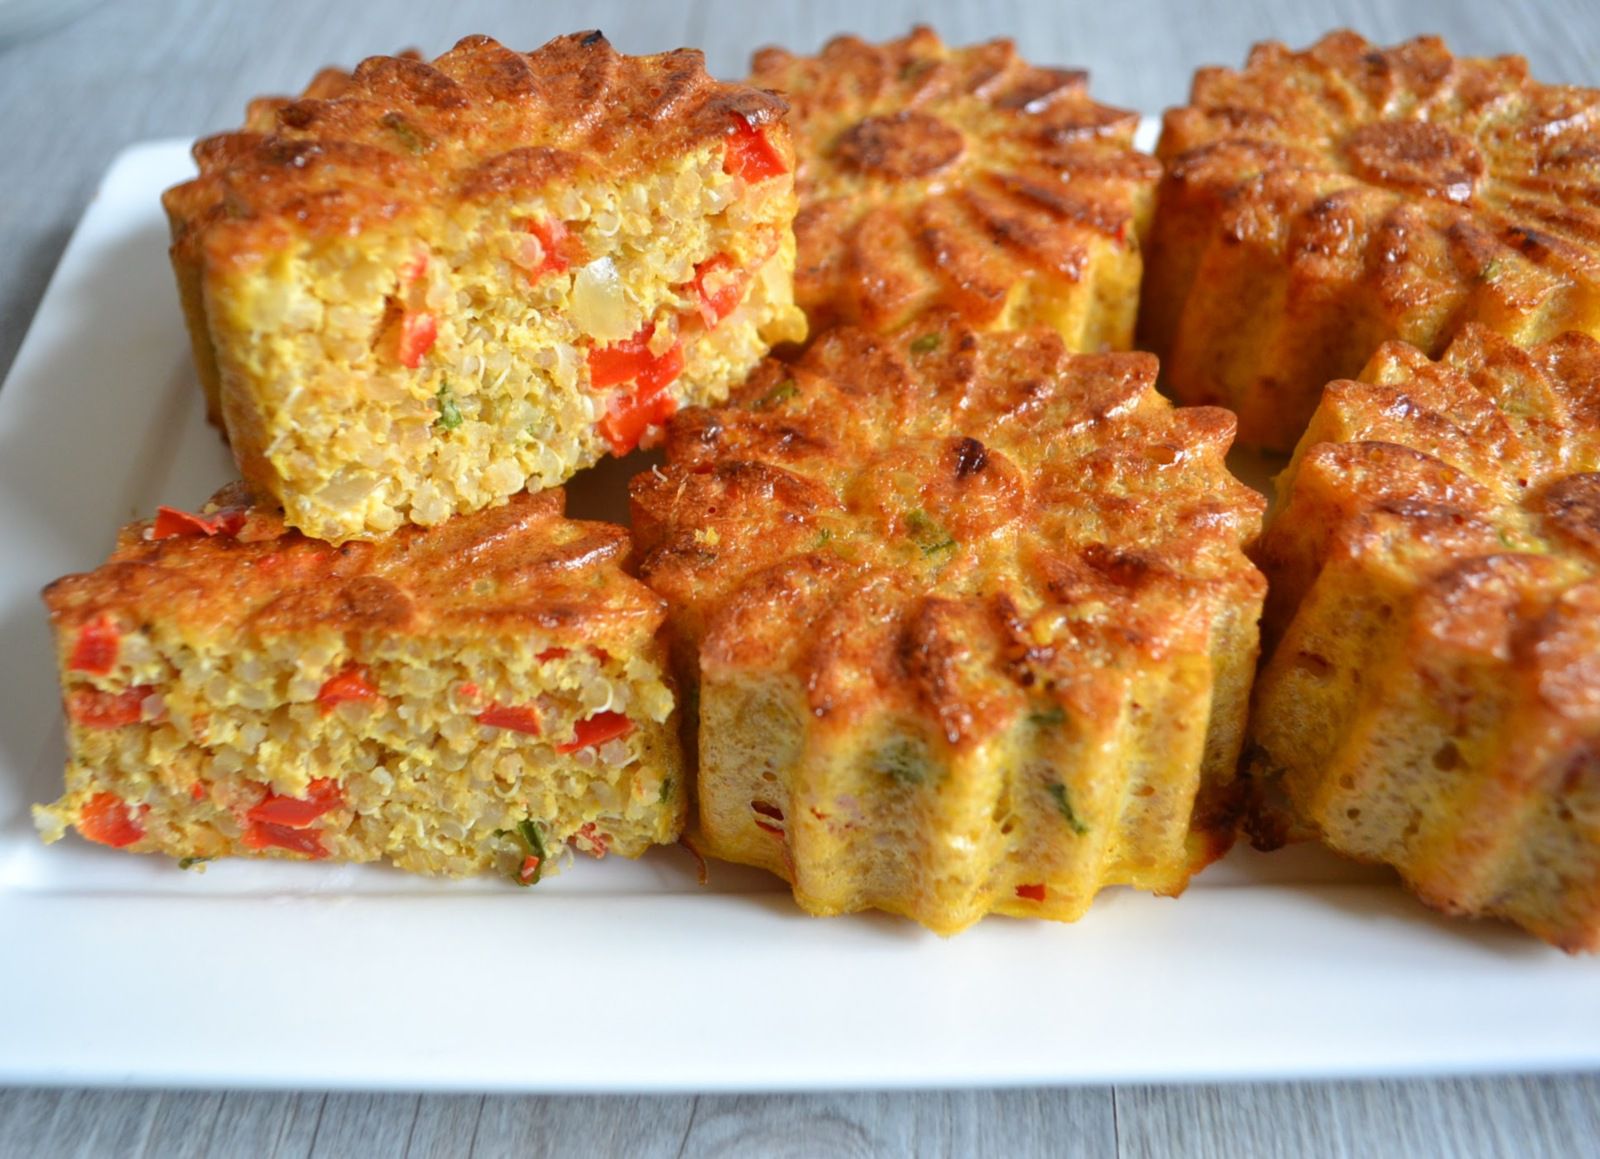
[
  {"left": 909, "top": 333, "right": 941, "bottom": 355},
  {"left": 752, "top": 378, "right": 799, "bottom": 411},
  {"left": 906, "top": 508, "right": 956, "bottom": 557},
  {"left": 381, "top": 112, "right": 431, "bottom": 155},
  {"left": 813, "top": 528, "right": 834, "bottom": 549},
  {"left": 493, "top": 818, "right": 550, "bottom": 886},
  {"left": 177, "top": 856, "right": 210, "bottom": 870},
  {"left": 1047, "top": 783, "right": 1090, "bottom": 835},
  {"left": 435, "top": 381, "right": 463, "bottom": 431},
  {"left": 872, "top": 737, "right": 927, "bottom": 785},
  {"left": 1028, "top": 705, "right": 1066, "bottom": 728},
  {"left": 658, "top": 777, "right": 675, "bottom": 805},
  {"left": 516, "top": 819, "right": 548, "bottom": 863},
  {"left": 1480, "top": 258, "right": 1505, "bottom": 282}
]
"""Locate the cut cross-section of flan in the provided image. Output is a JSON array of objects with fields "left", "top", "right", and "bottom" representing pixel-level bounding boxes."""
[
  {"left": 35, "top": 486, "right": 683, "bottom": 881},
  {"left": 163, "top": 32, "right": 806, "bottom": 542}
]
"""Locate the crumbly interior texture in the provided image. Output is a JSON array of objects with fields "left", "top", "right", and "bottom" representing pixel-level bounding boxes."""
[
  {"left": 194, "top": 148, "right": 802, "bottom": 542},
  {"left": 751, "top": 28, "right": 1159, "bottom": 349},
  {"left": 633, "top": 326, "right": 1266, "bottom": 934},
  {"left": 1142, "top": 30, "right": 1600, "bottom": 453},
  {"left": 1250, "top": 326, "right": 1600, "bottom": 951},
  {"left": 35, "top": 489, "right": 684, "bottom": 879},
  {"left": 35, "top": 627, "right": 682, "bottom": 876}
]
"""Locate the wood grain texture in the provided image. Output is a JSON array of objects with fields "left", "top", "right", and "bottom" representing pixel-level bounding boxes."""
[
  {"left": 206, "top": 1092, "right": 326, "bottom": 1158},
  {"left": 141, "top": 1089, "right": 225, "bottom": 1159},
  {"left": 679, "top": 1089, "right": 1115, "bottom": 1157},
  {"left": 0, "top": 0, "right": 1598, "bottom": 1156},
  {"left": 1116, "top": 1076, "right": 1600, "bottom": 1159},
  {"left": 405, "top": 1095, "right": 484, "bottom": 1159},
  {"left": 471, "top": 1094, "right": 694, "bottom": 1158}
]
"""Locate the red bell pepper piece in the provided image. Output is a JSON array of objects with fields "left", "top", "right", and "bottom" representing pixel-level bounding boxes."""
[
  {"left": 589, "top": 324, "right": 685, "bottom": 454},
  {"left": 633, "top": 342, "right": 685, "bottom": 399},
  {"left": 572, "top": 822, "right": 611, "bottom": 857},
  {"left": 477, "top": 704, "right": 543, "bottom": 735},
  {"left": 598, "top": 379, "right": 679, "bottom": 455},
  {"left": 555, "top": 710, "right": 634, "bottom": 753},
  {"left": 588, "top": 324, "right": 661, "bottom": 389},
  {"left": 247, "top": 778, "right": 344, "bottom": 828},
  {"left": 78, "top": 792, "right": 145, "bottom": 848},
  {"left": 692, "top": 254, "right": 748, "bottom": 327},
  {"left": 67, "top": 685, "right": 152, "bottom": 729},
  {"left": 519, "top": 217, "right": 571, "bottom": 279},
  {"left": 243, "top": 821, "right": 329, "bottom": 859},
  {"left": 724, "top": 115, "right": 787, "bottom": 183},
  {"left": 69, "top": 615, "right": 120, "bottom": 674},
  {"left": 316, "top": 665, "right": 380, "bottom": 713},
  {"left": 591, "top": 327, "right": 685, "bottom": 454},
  {"left": 152, "top": 505, "right": 247, "bottom": 540},
  {"left": 398, "top": 311, "right": 437, "bottom": 368},
  {"left": 1015, "top": 883, "right": 1047, "bottom": 902},
  {"left": 399, "top": 250, "right": 429, "bottom": 282}
]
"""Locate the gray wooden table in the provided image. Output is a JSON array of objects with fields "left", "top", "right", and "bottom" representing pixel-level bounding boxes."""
[{"left": 2, "top": 0, "right": 1597, "bottom": 1154}]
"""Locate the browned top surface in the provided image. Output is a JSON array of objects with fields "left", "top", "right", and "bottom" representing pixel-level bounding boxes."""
[
  {"left": 1260, "top": 324, "right": 1600, "bottom": 701},
  {"left": 164, "top": 32, "right": 787, "bottom": 261},
  {"left": 750, "top": 27, "right": 1159, "bottom": 332},
  {"left": 1159, "top": 30, "right": 1600, "bottom": 294},
  {"left": 631, "top": 323, "right": 1264, "bottom": 746},
  {"left": 44, "top": 486, "right": 663, "bottom": 646}
]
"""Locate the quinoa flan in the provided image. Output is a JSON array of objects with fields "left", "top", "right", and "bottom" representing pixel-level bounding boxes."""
[
  {"left": 630, "top": 324, "right": 1266, "bottom": 934},
  {"left": 749, "top": 27, "right": 1160, "bottom": 349},
  {"left": 34, "top": 486, "right": 683, "bottom": 881},
  {"left": 163, "top": 32, "right": 806, "bottom": 543},
  {"left": 1250, "top": 325, "right": 1600, "bottom": 951},
  {"left": 1143, "top": 30, "right": 1600, "bottom": 452}
]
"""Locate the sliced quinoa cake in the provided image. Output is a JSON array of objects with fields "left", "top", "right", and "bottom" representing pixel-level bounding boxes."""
[
  {"left": 1143, "top": 30, "right": 1600, "bottom": 452},
  {"left": 1250, "top": 325, "right": 1600, "bottom": 951},
  {"left": 631, "top": 324, "right": 1266, "bottom": 934},
  {"left": 749, "top": 27, "right": 1159, "bottom": 349},
  {"left": 163, "top": 32, "right": 806, "bottom": 543},
  {"left": 34, "top": 486, "right": 682, "bottom": 881}
]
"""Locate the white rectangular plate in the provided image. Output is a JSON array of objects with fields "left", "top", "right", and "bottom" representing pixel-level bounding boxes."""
[{"left": 1, "top": 139, "right": 1597, "bottom": 1093}]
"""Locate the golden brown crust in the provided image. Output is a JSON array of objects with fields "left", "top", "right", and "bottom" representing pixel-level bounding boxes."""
[
  {"left": 750, "top": 27, "right": 1158, "bottom": 342},
  {"left": 165, "top": 33, "right": 787, "bottom": 266},
  {"left": 44, "top": 487, "right": 663, "bottom": 649},
  {"left": 1144, "top": 30, "right": 1600, "bottom": 452},
  {"left": 632, "top": 322, "right": 1266, "bottom": 932},
  {"left": 1251, "top": 324, "right": 1600, "bottom": 950}
]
